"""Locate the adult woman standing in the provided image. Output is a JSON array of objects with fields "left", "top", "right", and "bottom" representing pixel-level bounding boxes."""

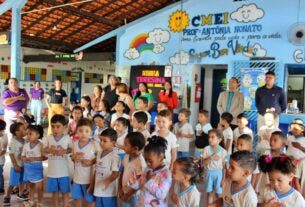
[
  {"left": 103, "top": 75, "right": 118, "bottom": 110},
  {"left": 90, "top": 85, "right": 103, "bottom": 112},
  {"left": 45, "top": 79, "right": 68, "bottom": 135},
  {"left": 133, "top": 82, "right": 154, "bottom": 110},
  {"left": 2, "top": 78, "right": 29, "bottom": 139},
  {"left": 29, "top": 81, "right": 44, "bottom": 125},
  {"left": 116, "top": 83, "right": 135, "bottom": 115},
  {"left": 158, "top": 81, "right": 178, "bottom": 111}
]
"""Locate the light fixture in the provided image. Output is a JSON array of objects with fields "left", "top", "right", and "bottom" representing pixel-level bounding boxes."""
[
  {"left": 52, "top": 26, "right": 57, "bottom": 30},
  {"left": 29, "top": 33, "right": 34, "bottom": 36}
]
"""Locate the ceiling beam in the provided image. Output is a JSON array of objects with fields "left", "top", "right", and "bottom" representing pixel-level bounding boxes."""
[
  {"left": 41, "top": 0, "right": 121, "bottom": 27},
  {"left": 34, "top": 0, "right": 94, "bottom": 37},
  {"left": 22, "top": 34, "right": 77, "bottom": 51},
  {"left": 22, "top": 7, "right": 56, "bottom": 32},
  {"left": 58, "top": 19, "right": 94, "bottom": 41}
]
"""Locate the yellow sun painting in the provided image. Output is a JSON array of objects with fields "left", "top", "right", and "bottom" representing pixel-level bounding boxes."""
[{"left": 168, "top": 10, "right": 189, "bottom": 32}]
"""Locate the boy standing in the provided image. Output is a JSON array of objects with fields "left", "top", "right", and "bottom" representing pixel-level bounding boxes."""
[
  {"left": 233, "top": 113, "right": 253, "bottom": 152},
  {"left": 132, "top": 111, "right": 150, "bottom": 140}
]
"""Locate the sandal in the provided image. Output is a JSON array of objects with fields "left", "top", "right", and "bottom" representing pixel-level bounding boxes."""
[
  {"left": 11, "top": 187, "right": 19, "bottom": 194},
  {"left": 22, "top": 200, "right": 36, "bottom": 207}
]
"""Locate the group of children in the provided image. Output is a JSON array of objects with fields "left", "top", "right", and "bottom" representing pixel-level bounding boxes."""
[{"left": 1, "top": 95, "right": 305, "bottom": 207}]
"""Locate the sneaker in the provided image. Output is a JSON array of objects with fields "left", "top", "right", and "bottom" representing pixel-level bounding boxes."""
[
  {"left": 0, "top": 188, "right": 5, "bottom": 194},
  {"left": 17, "top": 194, "right": 29, "bottom": 201},
  {"left": 3, "top": 197, "right": 10, "bottom": 206}
]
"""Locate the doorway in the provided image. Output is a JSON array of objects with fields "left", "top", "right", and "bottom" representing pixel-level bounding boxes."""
[{"left": 199, "top": 65, "right": 228, "bottom": 127}]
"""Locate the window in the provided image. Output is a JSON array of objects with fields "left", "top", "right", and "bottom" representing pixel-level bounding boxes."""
[{"left": 287, "top": 65, "right": 305, "bottom": 113}]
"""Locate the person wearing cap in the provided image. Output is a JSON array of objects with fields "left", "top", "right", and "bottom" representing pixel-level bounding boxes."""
[
  {"left": 255, "top": 70, "right": 287, "bottom": 130},
  {"left": 217, "top": 77, "right": 244, "bottom": 128}
]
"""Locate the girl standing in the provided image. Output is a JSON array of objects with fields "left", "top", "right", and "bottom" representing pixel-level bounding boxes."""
[
  {"left": 80, "top": 96, "right": 94, "bottom": 119},
  {"left": 172, "top": 157, "right": 201, "bottom": 207},
  {"left": 21, "top": 125, "right": 45, "bottom": 207},
  {"left": 114, "top": 117, "right": 129, "bottom": 161},
  {"left": 130, "top": 136, "right": 172, "bottom": 207},
  {"left": 258, "top": 156, "right": 305, "bottom": 206},
  {"left": 202, "top": 129, "right": 227, "bottom": 205}
]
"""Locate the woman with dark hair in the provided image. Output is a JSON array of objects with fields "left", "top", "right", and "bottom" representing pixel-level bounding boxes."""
[
  {"left": 103, "top": 75, "right": 118, "bottom": 110},
  {"left": 29, "top": 81, "right": 44, "bottom": 125},
  {"left": 91, "top": 85, "right": 103, "bottom": 112},
  {"left": 133, "top": 82, "right": 154, "bottom": 110},
  {"left": 158, "top": 81, "right": 178, "bottom": 111}
]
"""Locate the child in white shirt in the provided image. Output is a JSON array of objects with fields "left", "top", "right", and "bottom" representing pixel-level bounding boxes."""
[
  {"left": 111, "top": 101, "right": 130, "bottom": 127},
  {"left": 209, "top": 151, "right": 258, "bottom": 207},
  {"left": 172, "top": 157, "right": 201, "bottom": 207},
  {"left": 233, "top": 113, "right": 253, "bottom": 152},
  {"left": 71, "top": 118, "right": 99, "bottom": 207},
  {"left": 151, "top": 109, "right": 178, "bottom": 170},
  {"left": 93, "top": 114, "right": 108, "bottom": 142},
  {"left": 132, "top": 97, "right": 151, "bottom": 131},
  {"left": 114, "top": 117, "right": 129, "bottom": 161},
  {"left": 219, "top": 112, "right": 234, "bottom": 155},
  {"left": 118, "top": 132, "right": 147, "bottom": 207},
  {"left": 258, "top": 156, "right": 305, "bottom": 207},
  {"left": 132, "top": 111, "right": 150, "bottom": 140},
  {"left": 43, "top": 114, "right": 72, "bottom": 207},
  {"left": 286, "top": 119, "right": 305, "bottom": 161},
  {"left": 257, "top": 112, "right": 280, "bottom": 155},
  {"left": 195, "top": 109, "right": 212, "bottom": 157},
  {"left": 89, "top": 128, "right": 120, "bottom": 207},
  {"left": 173, "top": 108, "right": 194, "bottom": 158},
  {"left": 202, "top": 129, "right": 227, "bottom": 205}
]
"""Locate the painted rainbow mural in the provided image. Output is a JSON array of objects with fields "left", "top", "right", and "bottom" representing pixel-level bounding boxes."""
[{"left": 129, "top": 33, "right": 154, "bottom": 53}]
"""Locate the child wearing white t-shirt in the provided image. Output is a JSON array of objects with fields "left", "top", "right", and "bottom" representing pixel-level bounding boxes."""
[
  {"left": 258, "top": 156, "right": 305, "bottom": 207},
  {"left": 286, "top": 119, "right": 305, "bottom": 161},
  {"left": 93, "top": 114, "right": 108, "bottom": 142},
  {"left": 43, "top": 114, "right": 72, "bottom": 207},
  {"left": 219, "top": 112, "right": 234, "bottom": 155},
  {"left": 111, "top": 101, "right": 130, "bottom": 127},
  {"left": 257, "top": 112, "right": 280, "bottom": 155},
  {"left": 71, "top": 119, "right": 99, "bottom": 207},
  {"left": 113, "top": 117, "right": 129, "bottom": 161},
  {"left": 202, "top": 129, "right": 227, "bottom": 205},
  {"left": 89, "top": 128, "right": 120, "bottom": 207},
  {"left": 152, "top": 110, "right": 178, "bottom": 170},
  {"left": 118, "top": 132, "right": 147, "bottom": 207},
  {"left": 233, "top": 113, "right": 253, "bottom": 152},
  {"left": 209, "top": 151, "right": 258, "bottom": 207},
  {"left": 132, "top": 111, "right": 150, "bottom": 140}
]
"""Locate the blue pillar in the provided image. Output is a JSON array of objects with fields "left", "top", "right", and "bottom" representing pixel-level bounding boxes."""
[{"left": 10, "top": 0, "right": 26, "bottom": 80}]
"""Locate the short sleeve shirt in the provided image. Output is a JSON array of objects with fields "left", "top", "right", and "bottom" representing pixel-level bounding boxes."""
[
  {"left": 223, "top": 127, "right": 234, "bottom": 154},
  {"left": 8, "top": 137, "right": 25, "bottom": 167},
  {"left": 22, "top": 141, "right": 42, "bottom": 160},
  {"left": 29, "top": 88, "right": 44, "bottom": 99},
  {"left": 0, "top": 134, "right": 8, "bottom": 165},
  {"left": 47, "top": 89, "right": 67, "bottom": 104},
  {"left": 173, "top": 122, "right": 194, "bottom": 152},
  {"left": 201, "top": 145, "right": 227, "bottom": 170},
  {"left": 134, "top": 93, "right": 154, "bottom": 109},
  {"left": 2, "top": 88, "right": 29, "bottom": 111},
  {"left": 173, "top": 183, "right": 200, "bottom": 207}
]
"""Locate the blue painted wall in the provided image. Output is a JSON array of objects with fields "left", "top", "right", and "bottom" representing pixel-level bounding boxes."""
[{"left": 116, "top": 0, "right": 305, "bottom": 82}]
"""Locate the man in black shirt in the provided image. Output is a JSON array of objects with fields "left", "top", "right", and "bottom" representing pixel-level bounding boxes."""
[{"left": 255, "top": 71, "right": 287, "bottom": 130}]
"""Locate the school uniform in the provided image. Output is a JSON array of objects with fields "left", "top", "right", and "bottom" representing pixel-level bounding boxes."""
[
  {"left": 151, "top": 131, "right": 179, "bottom": 166},
  {"left": 256, "top": 126, "right": 280, "bottom": 155},
  {"left": 22, "top": 141, "right": 43, "bottom": 183},
  {"left": 43, "top": 134, "right": 72, "bottom": 193},
  {"left": 223, "top": 127, "right": 233, "bottom": 155},
  {"left": 259, "top": 185, "right": 305, "bottom": 207},
  {"left": 233, "top": 127, "right": 253, "bottom": 152},
  {"left": 222, "top": 179, "right": 257, "bottom": 207},
  {"left": 173, "top": 183, "right": 200, "bottom": 207},
  {"left": 295, "top": 159, "right": 305, "bottom": 197},
  {"left": 94, "top": 150, "right": 120, "bottom": 207},
  {"left": 122, "top": 154, "right": 147, "bottom": 207},
  {"left": 173, "top": 122, "right": 194, "bottom": 158},
  {"left": 8, "top": 137, "right": 26, "bottom": 186},
  {"left": 286, "top": 135, "right": 305, "bottom": 160},
  {"left": 72, "top": 140, "right": 99, "bottom": 203},
  {"left": 201, "top": 145, "right": 227, "bottom": 194},
  {"left": 94, "top": 127, "right": 108, "bottom": 142},
  {"left": 111, "top": 113, "right": 130, "bottom": 126}
]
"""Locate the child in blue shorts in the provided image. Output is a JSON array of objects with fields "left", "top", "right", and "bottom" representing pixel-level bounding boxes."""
[
  {"left": 89, "top": 128, "right": 120, "bottom": 207},
  {"left": 72, "top": 118, "right": 99, "bottom": 207},
  {"left": 202, "top": 129, "right": 227, "bottom": 206},
  {"left": 3, "top": 123, "right": 28, "bottom": 206},
  {"left": 0, "top": 120, "right": 8, "bottom": 194},
  {"left": 21, "top": 125, "right": 45, "bottom": 207},
  {"left": 42, "top": 114, "right": 72, "bottom": 207}
]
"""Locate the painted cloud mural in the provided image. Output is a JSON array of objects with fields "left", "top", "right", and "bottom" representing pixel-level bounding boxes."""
[
  {"left": 170, "top": 51, "right": 190, "bottom": 65},
  {"left": 231, "top": 3, "right": 264, "bottom": 23}
]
